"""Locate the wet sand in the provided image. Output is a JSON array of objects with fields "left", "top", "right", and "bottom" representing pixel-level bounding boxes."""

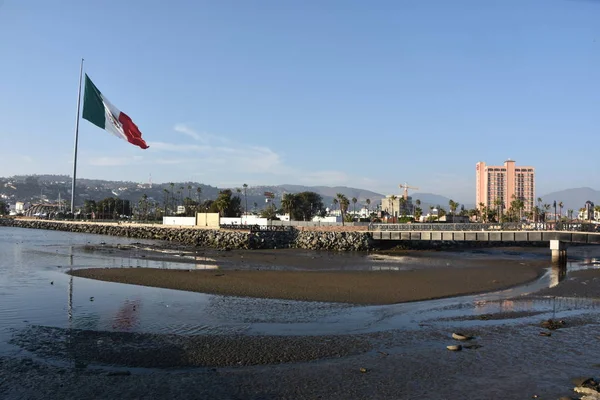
[{"left": 70, "top": 259, "right": 545, "bottom": 305}]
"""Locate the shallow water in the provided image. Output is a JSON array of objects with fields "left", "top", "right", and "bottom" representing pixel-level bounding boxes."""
[{"left": 2, "top": 226, "right": 600, "bottom": 357}]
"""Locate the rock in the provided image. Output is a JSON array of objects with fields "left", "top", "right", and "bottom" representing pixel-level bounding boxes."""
[
  {"left": 452, "top": 332, "right": 473, "bottom": 341},
  {"left": 359, "top": 367, "right": 368, "bottom": 373},
  {"left": 446, "top": 345, "right": 462, "bottom": 351},
  {"left": 575, "top": 386, "right": 600, "bottom": 396},
  {"left": 542, "top": 319, "right": 566, "bottom": 330},
  {"left": 572, "top": 377, "right": 599, "bottom": 388}
]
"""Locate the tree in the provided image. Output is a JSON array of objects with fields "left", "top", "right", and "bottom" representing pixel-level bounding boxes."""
[
  {"left": 139, "top": 194, "right": 149, "bottom": 221},
  {"left": 196, "top": 187, "right": 202, "bottom": 204},
  {"left": 366, "top": 198, "right": 371, "bottom": 213},
  {"left": 493, "top": 198, "right": 503, "bottom": 222},
  {"left": 414, "top": 207, "right": 422, "bottom": 221},
  {"left": 389, "top": 195, "right": 398, "bottom": 222},
  {"left": 478, "top": 202, "right": 488, "bottom": 223},
  {"left": 336, "top": 193, "right": 349, "bottom": 225},
  {"left": 83, "top": 200, "right": 97, "bottom": 216},
  {"left": 0, "top": 200, "right": 9, "bottom": 215},
  {"left": 542, "top": 203, "right": 551, "bottom": 222},
  {"left": 211, "top": 189, "right": 242, "bottom": 217},
  {"left": 351, "top": 197, "right": 358, "bottom": 219},
  {"left": 281, "top": 193, "right": 297, "bottom": 221},
  {"left": 292, "top": 192, "right": 323, "bottom": 221},
  {"left": 163, "top": 189, "right": 170, "bottom": 215},
  {"left": 168, "top": 183, "right": 174, "bottom": 211},
  {"left": 558, "top": 201, "right": 564, "bottom": 220},
  {"left": 260, "top": 203, "right": 278, "bottom": 220},
  {"left": 243, "top": 183, "right": 248, "bottom": 216},
  {"left": 399, "top": 197, "right": 407, "bottom": 217},
  {"left": 187, "top": 185, "right": 192, "bottom": 201},
  {"left": 447, "top": 200, "right": 455, "bottom": 216}
]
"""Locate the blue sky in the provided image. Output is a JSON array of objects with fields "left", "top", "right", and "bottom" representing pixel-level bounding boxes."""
[{"left": 0, "top": 0, "right": 598, "bottom": 203}]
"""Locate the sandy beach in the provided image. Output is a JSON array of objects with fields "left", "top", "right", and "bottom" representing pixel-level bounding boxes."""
[{"left": 70, "top": 261, "right": 544, "bottom": 305}]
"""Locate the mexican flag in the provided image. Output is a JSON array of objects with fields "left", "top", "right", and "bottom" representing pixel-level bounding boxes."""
[{"left": 82, "top": 74, "right": 149, "bottom": 149}]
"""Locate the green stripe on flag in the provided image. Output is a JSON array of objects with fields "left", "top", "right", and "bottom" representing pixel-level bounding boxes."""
[{"left": 82, "top": 74, "right": 106, "bottom": 129}]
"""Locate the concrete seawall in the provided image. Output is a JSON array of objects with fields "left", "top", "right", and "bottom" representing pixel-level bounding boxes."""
[{"left": 0, "top": 219, "right": 374, "bottom": 251}]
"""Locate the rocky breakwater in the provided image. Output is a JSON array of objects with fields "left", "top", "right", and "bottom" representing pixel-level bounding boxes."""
[
  {"left": 295, "top": 230, "right": 372, "bottom": 251},
  {"left": 0, "top": 219, "right": 374, "bottom": 251}
]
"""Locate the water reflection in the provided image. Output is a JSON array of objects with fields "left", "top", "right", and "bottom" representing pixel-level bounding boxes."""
[
  {"left": 549, "top": 262, "right": 567, "bottom": 288},
  {"left": 4, "top": 227, "right": 600, "bottom": 347},
  {"left": 194, "top": 256, "right": 219, "bottom": 270},
  {"left": 113, "top": 299, "right": 141, "bottom": 330}
]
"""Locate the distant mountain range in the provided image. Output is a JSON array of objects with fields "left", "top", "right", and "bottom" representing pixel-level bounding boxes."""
[
  {"left": 0, "top": 174, "right": 597, "bottom": 214},
  {"left": 539, "top": 187, "right": 600, "bottom": 213}
]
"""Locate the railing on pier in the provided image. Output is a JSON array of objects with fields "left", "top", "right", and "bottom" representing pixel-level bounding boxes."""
[{"left": 368, "top": 222, "right": 600, "bottom": 232}]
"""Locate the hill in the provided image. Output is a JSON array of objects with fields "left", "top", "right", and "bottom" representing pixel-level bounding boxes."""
[{"left": 539, "top": 187, "right": 600, "bottom": 214}]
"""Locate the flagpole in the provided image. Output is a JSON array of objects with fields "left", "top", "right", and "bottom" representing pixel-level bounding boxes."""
[{"left": 71, "top": 58, "right": 84, "bottom": 214}]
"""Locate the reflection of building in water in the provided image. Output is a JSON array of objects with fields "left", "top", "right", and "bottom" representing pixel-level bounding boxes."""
[
  {"left": 499, "top": 300, "right": 515, "bottom": 312},
  {"left": 549, "top": 263, "right": 567, "bottom": 288},
  {"left": 113, "top": 299, "right": 141, "bottom": 330},
  {"left": 473, "top": 299, "right": 515, "bottom": 313},
  {"left": 194, "top": 256, "right": 219, "bottom": 270},
  {"left": 371, "top": 266, "right": 400, "bottom": 271}
]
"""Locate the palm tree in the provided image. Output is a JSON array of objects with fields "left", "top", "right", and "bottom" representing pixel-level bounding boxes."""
[
  {"left": 366, "top": 198, "right": 371, "bottom": 213},
  {"left": 187, "top": 185, "right": 192, "bottom": 201},
  {"left": 448, "top": 199, "right": 458, "bottom": 216},
  {"left": 336, "top": 193, "right": 349, "bottom": 225},
  {"left": 399, "top": 197, "right": 407, "bottom": 217},
  {"left": 478, "top": 202, "right": 486, "bottom": 222},
  {"left": 414, "top": 207, "right": 422, "bottom": 221},
  {"left": 139, "top": 193, "right": 149, "bottom": 221},
  {"left": 196, "top": 187, "right": 202, "bottom": 204},
  {"left": 351, "top": 197, "right": 357, "bottom": 219},
  {"left": 333, "top": 198, "right": 338, "bottom": 212},
  {"left": 567, "top": 209, "right": 573, "bottom": 221},
  {"left": 389, "top": 195, "right": 398, "bottom": 223},
  {"left": 169, "top": 182, "right": 175, "bottom": 211},
  {"left": 163, "top": 189, "right": 169, "bottom": 215},
  {"left": 281, "top": 193, "right": 296, "bottom": 221},
  {"left": 243, "top": 183, "right": 248, "bottom": 216},
  {"left": 543, "top": 203, "right": 551, "bottom": 222},
  {"left": 558, "top": 201, "right": 564, "bottom": 221},
  {"left": 494, "top": 198, "right": 503, "bottom": 222}
]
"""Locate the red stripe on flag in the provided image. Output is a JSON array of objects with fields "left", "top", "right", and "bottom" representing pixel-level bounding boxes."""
[{"left": 118, "top": 112, "right": 149, "bottom": 149}]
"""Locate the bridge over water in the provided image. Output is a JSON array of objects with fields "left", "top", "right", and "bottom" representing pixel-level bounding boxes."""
[{"left": 368, "top": 222, "right": 600, "bottom": 262}]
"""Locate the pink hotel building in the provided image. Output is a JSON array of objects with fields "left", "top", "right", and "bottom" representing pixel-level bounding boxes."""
[{"left": 476, "top": 159, "right": 535, "bottom": 214}]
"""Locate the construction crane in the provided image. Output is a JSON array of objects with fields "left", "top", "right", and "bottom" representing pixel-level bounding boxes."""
[{"left": 399, "top": 183, "right": 418, "bottom": 200}]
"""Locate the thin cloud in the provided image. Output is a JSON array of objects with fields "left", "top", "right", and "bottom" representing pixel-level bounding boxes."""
[
  {"left": 89, "top": 156, "right": 143, "bottom": 167},
  {"left": 149, "top": 124, "right": 375, "bottom": 188},
  {"left": 173, "top": 124, "right": 229, "bottom": 144}
]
